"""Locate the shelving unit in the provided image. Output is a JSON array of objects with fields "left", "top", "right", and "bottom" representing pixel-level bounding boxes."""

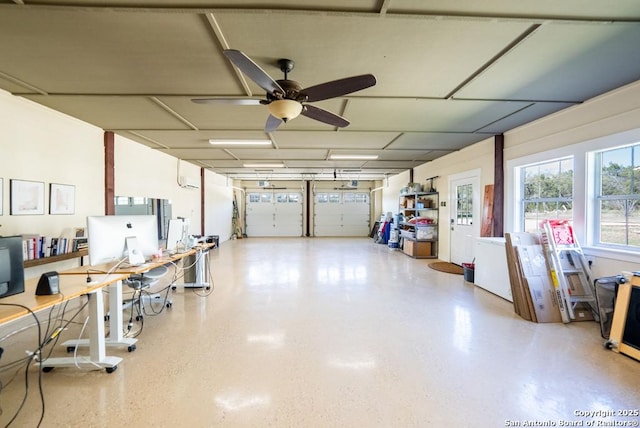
[
  {"left": 398, "top": 191, "right": 439, "bottom": 259},
  {"left": 23, "top": 249, "right": 88, "bottom": 268}
]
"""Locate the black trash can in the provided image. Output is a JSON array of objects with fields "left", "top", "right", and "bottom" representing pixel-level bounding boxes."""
[{"left": 462, "top": 263, "right": 475, "bottom": 283}]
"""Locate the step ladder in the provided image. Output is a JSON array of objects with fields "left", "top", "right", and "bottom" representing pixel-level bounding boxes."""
[{"left": 541, "top": 220, "right": 599, "bottom": 322}]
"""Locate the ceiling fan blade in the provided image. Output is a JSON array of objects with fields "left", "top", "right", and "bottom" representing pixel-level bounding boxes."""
[
  {"left": 301, "top": 74, "right": 376, "bottom": 102},
  {"left": 301, "top": 104, "right": 350, "bottom": 128},
  {"left": 265, "top": 115, "right": 283, "bottom": 133},
  {"left": 191, "top": 98, "right": 263, "bottom": 105},
  {"left": 224, "top": 49, "right": 284, "bottom": 95}
]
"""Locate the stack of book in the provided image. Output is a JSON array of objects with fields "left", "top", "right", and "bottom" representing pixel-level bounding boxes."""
[{"left": 22, "top": 228, "right": 87, "bottom": 260}]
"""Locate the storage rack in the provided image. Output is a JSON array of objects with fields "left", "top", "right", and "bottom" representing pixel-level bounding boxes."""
[{"left": 398, "top": 191, "right": 439, "bottom": 259}]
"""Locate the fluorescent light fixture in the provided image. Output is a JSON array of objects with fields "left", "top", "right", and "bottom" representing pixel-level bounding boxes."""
[
  {"left": 329, "top": 154, "right": 379, "bottom": 160},
  {"left": 209, "top": 139, "right": 271, "bottom": 146},
  {"left": 243, "top": 163, "right": 285, "bottom": 168}
]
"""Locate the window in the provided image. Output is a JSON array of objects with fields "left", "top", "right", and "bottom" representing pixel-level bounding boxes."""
[
  {"left": 520, "top": 158, "right": 573, "bottom": 232},
  {"left": 456, "top": 183, "right": 473, "bottom": 225},
  {"left": 594, "top": 143, "right": 640, "bottom": 249}
]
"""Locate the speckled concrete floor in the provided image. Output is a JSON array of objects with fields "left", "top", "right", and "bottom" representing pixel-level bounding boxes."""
[{"left": 1, "top": 237, "right": 639, "bottom": 427}]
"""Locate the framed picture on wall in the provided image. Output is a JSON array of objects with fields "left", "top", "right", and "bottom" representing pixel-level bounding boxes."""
[
  {"left": 0, "top": 178, "right": 3, "bottom": 215},
  {"left": 10, "top": 179, "right": 45, "bottom": 215},
  {"left": 49, "top": 183, "right": 75, "bottom": 215}
]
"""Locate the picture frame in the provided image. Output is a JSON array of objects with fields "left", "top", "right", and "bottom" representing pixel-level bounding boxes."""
[
  {"left": 0, "top": 178, "right": 3, "bottom": 216},
  {"left": 10, "top": 179, "right": 45, "bottom": 215},
  {"left": 49, "top": 183, "right": 75, "bottom": 215}
]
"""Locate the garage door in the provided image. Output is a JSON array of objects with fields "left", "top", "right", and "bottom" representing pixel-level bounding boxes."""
[
  {"left": 314, "top": 191, "right": 370, "bottom": 236},
  {"left": 245, "top": 191, "right": 303, "bottom": 237}
]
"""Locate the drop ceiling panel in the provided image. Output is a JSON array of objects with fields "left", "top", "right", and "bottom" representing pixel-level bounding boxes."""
[
  {"left": 131, "top": 130, "right": 272, "bottom": 148},
  {"left": 22, "top": 95, "right": 192, "bottom": 129},
  {"left": 214, "top": 11, "right": 532, "bottom": 98},
  {"left": 14, "top": 0, "right": 380, "bottom": 10},
  {"left": 158, "top": 149, "right": 239, "bottom": 160},
  {"left": 273, "top": 132, "right": 398, "bottom": 149},
  {"left": 0, "top": 9, "right": 239, "bottom": 95},
  {"left": 388, "top": 133, "right": 490, "bottom": 150},
  {"left": 347, "top": 99, "right": 531, "bottom": 132},
  {"left": 479, "top": 101, "right": 576, "bottom": 134},
  {"left": 389, "top": 0, "right": 640, "bottom": 19},
  {"left": 457, "top": 23, "right": 640, "bottom": 101},
  {"left": 225, "top": 148, "right": 328, "bottom": 160}
]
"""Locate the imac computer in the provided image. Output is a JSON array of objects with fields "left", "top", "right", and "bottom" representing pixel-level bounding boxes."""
[
  {"left": 165, "top": 218, "right": 184, "bottom": 254},
  {"left": 0, "top": 236, "right": 26, "bottom": 298},
  {"left": 87, "top": 215, "right": 160, "bottom": 266}
]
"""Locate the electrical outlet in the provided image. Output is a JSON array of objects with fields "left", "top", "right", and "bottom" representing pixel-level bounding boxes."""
[{"left": 585, "top": 255, "right": 595, "bottom": 268}]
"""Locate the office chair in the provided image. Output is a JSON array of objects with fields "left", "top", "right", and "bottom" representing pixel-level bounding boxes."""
[{"left": 124, "top": 264, "right": 172, "bottom": 321}]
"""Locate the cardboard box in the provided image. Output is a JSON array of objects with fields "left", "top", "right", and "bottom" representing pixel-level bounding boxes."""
[
  {"left": 403, "top": 240, "right": 431, "bottom": 257},
  {"left": 516, "top": 244, "right": 563, "bottom": 323}
]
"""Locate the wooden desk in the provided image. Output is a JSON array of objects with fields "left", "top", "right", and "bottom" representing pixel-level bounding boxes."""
[
  {"left": 0, "top": 273, "right": 129, "bottom": 373},
  {"left": 61, "top": 243, "right": 213, "bottom": 289},
  {"left": 60, "top": 245, "right": 204, "bottom": 275}
]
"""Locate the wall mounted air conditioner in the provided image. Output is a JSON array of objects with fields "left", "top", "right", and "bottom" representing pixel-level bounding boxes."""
[{"left": 179, "top": 176, "right": 200, "bottom": 189}]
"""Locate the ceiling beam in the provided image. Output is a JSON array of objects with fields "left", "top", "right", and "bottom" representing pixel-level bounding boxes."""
[{"left": 1, "top": 4, "right": 638, "bottom": 23}]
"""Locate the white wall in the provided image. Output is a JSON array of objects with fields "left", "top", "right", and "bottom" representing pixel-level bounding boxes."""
[
  {"left": 381, "top": 79, "right": 640, "bottom": 274},
  {"left": 0, "top": 90, "right": 233, "bottom": 278}
]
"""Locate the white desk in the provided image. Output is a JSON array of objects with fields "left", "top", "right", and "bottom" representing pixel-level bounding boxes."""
[{"left": 0, "top": 273, "right": 130, "bottom": 373}]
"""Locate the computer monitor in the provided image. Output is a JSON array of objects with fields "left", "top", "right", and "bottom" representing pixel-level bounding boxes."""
[
  {"left": 165, "top": 218, "right": 184, "bottom": 253},
  {"left": 0, "top": 236, "right": 26, "bottom": 298},
  {"left": 87, "top": 215, "right": 159, "bottom": 266}
]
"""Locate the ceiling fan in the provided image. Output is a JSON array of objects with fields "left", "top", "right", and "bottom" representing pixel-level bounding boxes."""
[{"left": 192, "top": 49, "right": 376, "bottom": 132}]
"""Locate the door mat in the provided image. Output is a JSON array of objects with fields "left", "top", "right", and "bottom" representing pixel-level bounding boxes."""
[{"left": 428, "top": 262, "right": 464, "bottom": 275}]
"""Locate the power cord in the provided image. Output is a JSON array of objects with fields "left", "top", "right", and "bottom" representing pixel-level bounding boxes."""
[{"left": 0, "top": 302, "right": 45, "bottom": 427}]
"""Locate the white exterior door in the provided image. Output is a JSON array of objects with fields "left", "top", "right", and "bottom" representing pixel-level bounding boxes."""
[
  {"left": 246, "top": 191, "right": 303, "bottom": 237},
  {"left": 314, "top": 191, "right": 370, "bottom": 236},
  {"left": 449, "top": 171, "right": 481, "bottom": 265}
]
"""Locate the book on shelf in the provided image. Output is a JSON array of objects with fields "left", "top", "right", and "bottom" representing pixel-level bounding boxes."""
[{"left": 21, "top": 231, "right": 86, "bottom": 260}]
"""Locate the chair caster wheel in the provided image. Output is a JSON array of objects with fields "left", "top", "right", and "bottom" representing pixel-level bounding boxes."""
[
  {"left": 105, "top": 366, "right": 117, "bottom": 374},
  {"left": 66, "top": 346, "right": 76, "bottom": 353},
  {"left": 171, "top": 286, "right": 176, "bottom": 291},
  {"left": 166, "top": 302, "right": 172, "bottom": 308},
  {"left": 128, "top": 345, "right": 136, "bottom": 352},
  {"left": 136, "top": 315, "right": 143, "bottom": 322},
  {"left": 604, "top": 340, "right": 614, "bottom": 350},
  {"left": 42, "top": 367, "right": 54, "bottom": 373},
  {"left": 205, "top": 286, "right": 211, "bottom": 291},
  {"left": 104, "top": 314, "right": 110, "bottom": 321}
]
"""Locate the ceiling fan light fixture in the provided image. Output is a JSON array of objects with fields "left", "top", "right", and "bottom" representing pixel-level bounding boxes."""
[{"left": 267, "top": 99, "right": 303, "bottom": 121}]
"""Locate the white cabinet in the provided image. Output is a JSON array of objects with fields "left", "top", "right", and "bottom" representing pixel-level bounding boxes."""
[{"left": 474, "top": 237, "right": 512, "bottom": 302}]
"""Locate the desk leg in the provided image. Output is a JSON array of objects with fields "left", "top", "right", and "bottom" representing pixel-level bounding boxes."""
[
  {"left": 38, "top": 289, "right": 122, "bottom": 373},
  {"left": 180, "top": 250, "right": 210, "bottom": 289},
  {"left": 61, "top": 280, "right": 137, "bottom": 351}
]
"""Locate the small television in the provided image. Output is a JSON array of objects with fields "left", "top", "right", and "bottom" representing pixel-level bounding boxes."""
[
  {"left": 87, "top": 215, "right": 159, "bottom": 266},
  {"left": 0, "top": 236, "right": 26, "bottom": 298}
]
